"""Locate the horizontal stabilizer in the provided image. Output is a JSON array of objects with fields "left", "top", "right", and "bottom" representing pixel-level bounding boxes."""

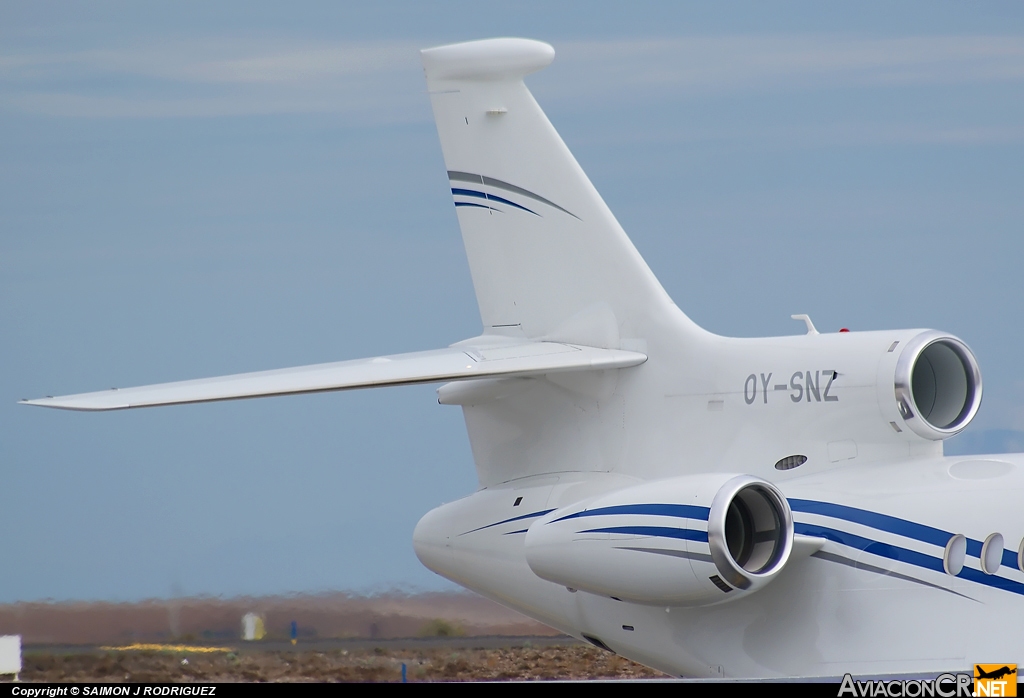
[{"left": 22, "top": 340, "right": 647, "bottom": 411}]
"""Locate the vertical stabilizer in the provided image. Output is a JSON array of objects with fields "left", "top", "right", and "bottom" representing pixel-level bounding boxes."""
[{"left": 421, "top": 39, "right": 697, "bottom": 345}]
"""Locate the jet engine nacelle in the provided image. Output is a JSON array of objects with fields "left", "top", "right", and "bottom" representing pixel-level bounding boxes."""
[
  {"left": 890, "top": 330, "right": 983, "bottom": 440},
  {"left": 524, "top": 473, "right": 793, "bottom": 606},
  {"left": 716, "top": 328, "right": 983, "bottom": 451}
]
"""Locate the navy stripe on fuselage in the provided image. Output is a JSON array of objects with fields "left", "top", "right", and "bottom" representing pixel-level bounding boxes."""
[
  {"left": 579, "top": 526, "right": 708, "bottom": 543},
  {"left": 789, "top": 498, "right": 990, "bottom": 559},
  {"left": 454, "top": 201, "right": 500, "bottom": 212},
  {"left": 1003, "top": 549, "right": 1019, "bottom": 570},
  {"left": 795, "top": 522, "right": 1024, "bottom": 597},
  {"left": 959, "top": 565, "right": 1024, "bottom": 593},
  {"left": 795, "top": 522, "right": 946, "bottom": 574},
  {"left": 551, "top": 503, "right": 710, "bottom": 524}
]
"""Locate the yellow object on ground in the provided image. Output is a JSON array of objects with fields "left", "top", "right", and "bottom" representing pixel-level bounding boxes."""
[{"left": 99, "top": 643, "right": 233, "bottom": 653}]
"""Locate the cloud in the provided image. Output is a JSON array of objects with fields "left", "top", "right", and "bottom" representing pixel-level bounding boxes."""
[
  {"left": 566, "top": 121, "right": 1024, "bottom": 149},
  {"left": 0, "top": 38, "right": 419, "bottom": 83},
  {"left": 540, "top": 35, "right": 1024, "bottom": 147},
  {"left": 1, "top": 34, "right": 1022, "bottom": 119},
  {"left": 2, "top": 85, "right": 421, "bottom": 119},
  {"left": 0, "top": 38, "right": 426, "bottom": 119},
  {"left": 552, "top": 35, "right": 1024, "bottom": 95}
]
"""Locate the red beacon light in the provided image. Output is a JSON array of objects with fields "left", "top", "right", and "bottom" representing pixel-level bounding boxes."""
[{"left": 839, "top": 328, "right": 850, "bottom": 333}]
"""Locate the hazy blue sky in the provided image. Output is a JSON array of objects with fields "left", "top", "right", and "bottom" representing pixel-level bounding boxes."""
[{"left": 3, "top": 2, "right": 1023, "bottom": 602}]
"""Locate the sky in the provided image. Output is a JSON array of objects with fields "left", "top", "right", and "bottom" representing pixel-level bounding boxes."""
[{"left": 3, "top": 1, "right": 1024, "bottom": 602}]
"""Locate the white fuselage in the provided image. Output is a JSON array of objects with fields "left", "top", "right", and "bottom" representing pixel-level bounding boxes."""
[
  {"left": 415, "top": 453, "right": 1024, "bottom": 678},
  {"left": 417, "top": 322, "right": 1022, "bottom": 679}
]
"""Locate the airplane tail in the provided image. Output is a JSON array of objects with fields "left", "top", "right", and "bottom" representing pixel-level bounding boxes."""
[
  {"left": 423, "top": 40, "right": 710, "bottom": 486},
  {"left": 421, "top": 39, "right": 700, "bottom": 346}
]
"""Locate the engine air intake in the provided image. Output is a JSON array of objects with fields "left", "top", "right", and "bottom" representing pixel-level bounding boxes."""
[
  {"left": 895, "top": 331, "right": 982, "bottom": 440},
  {"left": 709, "top": 477, "right": 793, "bottom": 590}
]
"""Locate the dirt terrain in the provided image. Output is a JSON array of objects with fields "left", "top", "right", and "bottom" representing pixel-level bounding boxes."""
[
  {"left": 1, "top": 593, "right": 668, "bottom": 681},
  {"left": 0, "top": 592, "right": 556, "bottom": 645},
  {"left": 18, "top": 644, "right": 667, "bottom": 682}
]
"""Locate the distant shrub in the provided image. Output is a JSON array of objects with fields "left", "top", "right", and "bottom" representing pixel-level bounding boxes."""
[{"left": 418, "top": 619, "right": 465, "bottom": 637}]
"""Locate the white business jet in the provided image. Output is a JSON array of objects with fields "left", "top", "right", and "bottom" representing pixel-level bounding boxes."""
[{"left": 23, "top": 39, "right": 1023, "bottom": 679}]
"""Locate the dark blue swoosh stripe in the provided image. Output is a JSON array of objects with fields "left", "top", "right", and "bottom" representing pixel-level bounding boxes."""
[
  {"left": 959, "top": 565, "right": 1024, "bottom": 593},
  {"left": 795, "top": 522, "right": 1024, "bottom": 597},
  {"left": 448, "top": 170, "right": 580, "bottom": 219},
  {"left": 451, "top": 188, "right": 539, "bottom": 216},
  {"left": 1003, "top": 548, "right": 1020, "bottom": 570},
  {"left": 789, "top": 498, "right": 988, "bottom": 555},
  {"left": 552, "top": 503, "right": 710, "bottom": 524},
  {"left": 454, "top": 201, "right": 499, "bottom": 212},
  {"left": 795, "top": 522, "right": 946, "bottom": 574},
  {"left": 579, "top": 526, "right": 708, "bottom": 543}
]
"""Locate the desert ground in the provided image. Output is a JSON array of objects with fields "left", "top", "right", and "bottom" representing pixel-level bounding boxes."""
[
  {"left": 17, "top": 641, "right": 665, "bottom": 682},
  {"left": 1, "top": 592, "right": 666, "bottom": 681}
]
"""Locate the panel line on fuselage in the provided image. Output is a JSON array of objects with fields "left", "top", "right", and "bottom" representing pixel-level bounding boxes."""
[
  {"left": 459, "top": 508, "right": 555, "bottom": 536},
  {"left": 616, "top": 546, "right": 715, "bottom": 565},
  {"left": 810, "top": 549, "right": 976, "bottom": 600}
]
